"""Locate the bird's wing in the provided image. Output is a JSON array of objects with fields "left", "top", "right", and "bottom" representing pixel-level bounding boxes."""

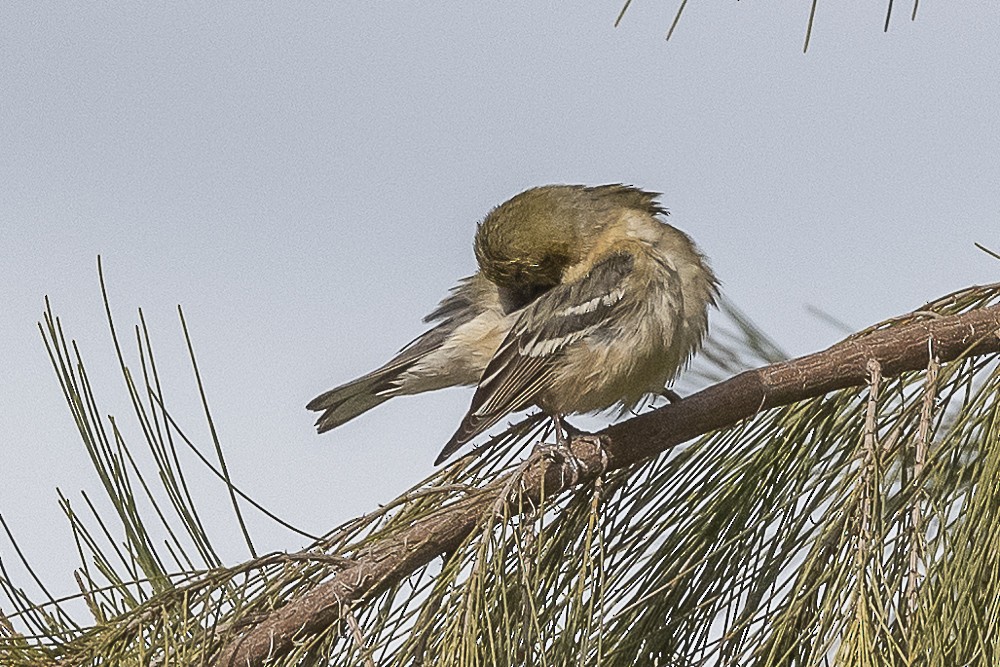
[
  {"left": 308, "top": 274, "right": 491, "bottom": 431},
  {"left": 436, "top": 251, "right": 636, "bottom": 463}
]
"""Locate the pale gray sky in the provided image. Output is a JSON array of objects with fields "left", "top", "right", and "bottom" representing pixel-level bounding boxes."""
[{"left": 2, "top": 3, "right": 998, "bottom": 598}]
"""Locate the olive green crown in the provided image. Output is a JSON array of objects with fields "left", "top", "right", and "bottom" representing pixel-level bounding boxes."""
[{"left": 474, "top": 184, "right": 665, "bottom": 289}]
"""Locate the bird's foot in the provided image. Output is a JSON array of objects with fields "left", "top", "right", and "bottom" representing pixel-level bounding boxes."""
[
  {"left": 534, "top": 441, "right": 582, "bottom": 487},
  {"left": 570, "top": 435, "right": 610, "bottom": 477},
  {"left": 532, "top": 434, "right": 609, "bottom": 487},
  {"left": 559, "top": 418, "right": 586, "bottom": 438}
]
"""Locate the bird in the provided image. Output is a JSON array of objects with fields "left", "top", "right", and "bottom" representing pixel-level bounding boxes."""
[{"left": 307, "top": 184, "right": 719, "bottom": 465}]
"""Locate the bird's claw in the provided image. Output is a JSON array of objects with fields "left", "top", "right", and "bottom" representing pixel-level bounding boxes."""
[
  {"left": 532, "top": 434, "right": 609, "bottom": 486},
  {"left": 535, "top": 440, "right": 583, "bottom": 486}
]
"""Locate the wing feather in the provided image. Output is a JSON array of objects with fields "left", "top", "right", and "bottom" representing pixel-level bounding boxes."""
[
  {"left": 436, "top": 251, "right": 635, "bottom": 463},
  {"left": 309, "top": 274, "right": 491, "bottom": 431}
]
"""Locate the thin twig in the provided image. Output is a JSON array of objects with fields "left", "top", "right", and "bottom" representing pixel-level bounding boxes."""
[
  {"left": 666, "top": 0, "right": 689, "bottom": 41},
  {"left": 860, "top": 359, "right": 881, "bottom": 560},
  {"left": 345, "top": 610, "right": 375, "bottom": 667},
  {"left": 614, "top": 0, "right": 632, "bottom": 27},
  {"left": 804, "top": 0, "right": 819, "bottom": 53},
  {"left": 907, "top": 350, "right": 938, "bottom": 616},
  {"left": 975, "top": 242, "right": 1000, "bottom": 261}
]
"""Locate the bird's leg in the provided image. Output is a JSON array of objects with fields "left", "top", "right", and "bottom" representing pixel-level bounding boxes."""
[
  {"left": 661, "top": 388, "right": 683, "bottom": 404},
  {"left": 552, "top": 413, "right": 567, "bottom": 446},
  {"left": 559, "top": 417, "right": 586, "bottom": 438},
  {"left": 536, "top": 413, "right": 583, "bottom": 485}
]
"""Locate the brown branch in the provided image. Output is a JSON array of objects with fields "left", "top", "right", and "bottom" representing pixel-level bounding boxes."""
[{"left": 216, "top": 303, "right": 1000, "bottom": 666}]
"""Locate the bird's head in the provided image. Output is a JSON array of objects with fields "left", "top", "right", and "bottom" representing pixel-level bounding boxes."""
[
  {"left": 475, "top": 186, "right": 577, "bottom": 296},
  {"left": 474, "top": 184, "right": 664, "bottom": 311}
]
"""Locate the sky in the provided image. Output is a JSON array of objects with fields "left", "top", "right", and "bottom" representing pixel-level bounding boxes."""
[{"left": 1, "top": 2, "right": 998, "bottom": 603}]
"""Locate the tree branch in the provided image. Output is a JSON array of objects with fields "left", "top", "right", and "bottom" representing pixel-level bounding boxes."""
[{"left": 216, "top": 302, "right": 1000, "bottom": 666}]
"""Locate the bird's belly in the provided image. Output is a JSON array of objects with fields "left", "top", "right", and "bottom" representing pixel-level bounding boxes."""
[{"left": 537, "top": 323, "right": 686, "bottom": 416}]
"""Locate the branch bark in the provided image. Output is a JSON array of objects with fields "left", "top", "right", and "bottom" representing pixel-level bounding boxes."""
[{"left": 217, "top": 303, "right": 1000, "bottom": 666}]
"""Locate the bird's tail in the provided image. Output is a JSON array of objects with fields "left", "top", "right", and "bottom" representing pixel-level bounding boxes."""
[{"left": 306, "top": 367, "right": 405, "bottom": 433}]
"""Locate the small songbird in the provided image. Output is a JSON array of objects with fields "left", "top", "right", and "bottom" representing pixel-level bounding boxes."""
[{"left": 307, "top": 184, "right": 719, "bottom": 464}]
